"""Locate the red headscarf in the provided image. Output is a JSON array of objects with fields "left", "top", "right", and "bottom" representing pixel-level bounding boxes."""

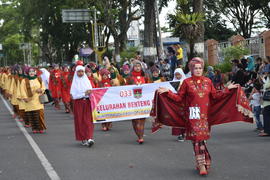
[
  {"left": 188, "top": 57, "right": 204, "bottom": 74},
  {"left": 99, "top": 68, "right": 110, "bottom": 76}
]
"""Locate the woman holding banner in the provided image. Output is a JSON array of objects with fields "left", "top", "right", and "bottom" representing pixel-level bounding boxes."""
[
  {"left": 155, "top": 57, "right": 253, "bottom": 176},
  {"left": 98, "top": 68, "right": 113, "bottom": 131},
  {"left": 127, "top": 60, "right": 150, "bottom": 144},
  {"left": 70, "top": 65, "right": 94, "bottom": 147}
]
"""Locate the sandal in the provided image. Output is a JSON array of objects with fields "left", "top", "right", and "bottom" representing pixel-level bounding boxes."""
[{"left": 259, "top": 132, "right": 270, "bottom": 137}]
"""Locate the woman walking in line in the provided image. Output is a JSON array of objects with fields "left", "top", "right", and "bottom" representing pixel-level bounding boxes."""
[{"left": 70, "top": 65, "right": 94, "bottom": 147}]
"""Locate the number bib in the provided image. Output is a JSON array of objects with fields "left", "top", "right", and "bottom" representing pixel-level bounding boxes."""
[{"left": 189, "top": 107, "right": 201, "bottom": 120}]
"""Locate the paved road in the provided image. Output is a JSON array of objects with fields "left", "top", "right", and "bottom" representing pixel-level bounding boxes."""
[{"left": 0, "top": 97, "right": 269, "bottom": 180}]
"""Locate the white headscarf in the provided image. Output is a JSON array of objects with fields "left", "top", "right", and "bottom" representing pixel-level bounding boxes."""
[
  {"left": 173, "top": 68, "right": 186, "bottom": 81},
  {"left": 40, "top": 68, "right": 50, "bottom": 89},
  {"left": 70, "top": 65, "right": 92, "bottom": 100}
]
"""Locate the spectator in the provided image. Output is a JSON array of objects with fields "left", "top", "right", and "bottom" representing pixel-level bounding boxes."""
[
  {"left": 206, "top": 66, "right": 215, "bottom": 81},
  {"left": 249, "top": 85, "right": 263, "bottom": 132},
  {"left": 259, "top": 74, "right": 270, "bottom": 136},
  {"left": 161, "top": 59, "right": 171, "bottom": 81},
  {"left": 213, "top": 69, "right": 224, "bottom": 90},
  {"left": 174, "top": 44, "right": 184, "bottom": 66},
  {"left": 255, "top": 57, "right": 263, "bottom": 73},
  {"left": 167, "top": 46, "right": 177, "bottom": 78},
  {"left": 232, "top": 64, "right": 247, "bottom": 87},
  {"left": 246, "top": 56, "right": 255, "bottom": 72}
]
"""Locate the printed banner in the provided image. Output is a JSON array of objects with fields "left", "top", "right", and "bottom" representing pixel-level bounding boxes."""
[{"left": 90, "top": 81, "right": 180, "bottom": 123}]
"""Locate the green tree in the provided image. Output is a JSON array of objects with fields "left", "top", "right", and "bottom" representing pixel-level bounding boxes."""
[
  {"left": 169, "top": 0, "right": 205, "bottom": 60},
  {"left": 19, "top": 0, "right": 92, "bottom": 64},
  {"left": 206, "top": 0, "right": 262, "bottom": 38},
  {"left": 92, "top": 0, "right": 141, "bottom": 62}
]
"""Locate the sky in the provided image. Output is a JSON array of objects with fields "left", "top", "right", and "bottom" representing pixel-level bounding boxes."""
[{"left": 159, "top": 0, "right": 177, "bottom": 28}]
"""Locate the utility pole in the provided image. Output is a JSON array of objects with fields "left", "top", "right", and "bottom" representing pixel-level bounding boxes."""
[
  {"left": 94, "top": 8, "right": 98, "bottom": 64},
  {"left": 155, "top": 0, "right": 164, "bottom": 59}
]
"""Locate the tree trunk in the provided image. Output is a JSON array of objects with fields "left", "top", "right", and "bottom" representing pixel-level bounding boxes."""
[
  {"left": 193, "top": 0, "right": 204, "bottom": 42},
  {"left": 143, "top": 0, "right": 157, "bottom": 65},
  {"left": 119, "top": 33, "right": 127, "bottom": 52},
  {"left": 114, "top": 37, "right": 121, "bottom": 63}
]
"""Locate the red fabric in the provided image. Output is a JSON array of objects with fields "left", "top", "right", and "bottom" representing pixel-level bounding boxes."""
[
  {"left": 87, "top": 76, "right": 97, "bottom": 88},
  {"left": 36, "top": 69, "right": 42, "bottom": 77},
  {"left": 100, "top": 79, "right": 112, "bottom": 87},
  {"left": 151, "top": 76, "right": 253, "bottom": 141},
  {"left": 73, "top": 99, "right": 94, "bottom": 141},
  {"left": 60, "top": 72, "right": 72, "bottom": 103},
  {"left": 130, "top": 71, "right": 146, "bottom": 85},
  {"left": 49, "top": 69, "right": 62, "bottom": 98}
]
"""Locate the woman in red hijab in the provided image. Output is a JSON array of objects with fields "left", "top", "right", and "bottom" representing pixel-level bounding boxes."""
[
  {"left": 127, "top": 60, "right": 150, "bottom": 144},
  {"left": 158, "top": 57, "right": 239, "bottom": 175},
  {"left": 98, "top": 68, "right": 113, "bottom": 131},
  {"left": 60, "top": 65, "right": 72, "bottom": 113},
  {"left": 49, "top": 64, "right": 62, "bottom": 110},
  {"left": 85, "top": 67, "right": 97, "bottom": 88}
]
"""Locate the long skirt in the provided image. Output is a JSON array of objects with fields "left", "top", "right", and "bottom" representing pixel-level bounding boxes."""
[
  {"left": 18, "top": 109, "right": 25, "bottom": 121},
  {"left": 263, "top": 105, "right": 270, "bottom": 134},
  {"left": 192, "top": 141, "right": 211, "bottom": 170},
  {"left": 25, "top": 110, "right": 47, "bottom": 131},
  {"left": 73, "top": 99, "right": 94, "bottom": 141},
  {"left": 132, "top": 118, "right": 145, "bottom": 139},
  {"left": 13, "top": 105, "right": 19, "bottom": 117},
  {"left": 171, "top": 127, "right": 185, "bottom": 136}
]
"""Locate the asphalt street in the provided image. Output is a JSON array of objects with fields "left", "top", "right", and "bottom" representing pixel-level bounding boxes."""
[{"left": 0, "top": 98, "right": 269, "bottom": 180}]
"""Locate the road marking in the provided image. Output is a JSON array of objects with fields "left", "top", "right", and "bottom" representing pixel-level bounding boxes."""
[{"left": 0, "top": 95, "right": 61, "bottom": 180}]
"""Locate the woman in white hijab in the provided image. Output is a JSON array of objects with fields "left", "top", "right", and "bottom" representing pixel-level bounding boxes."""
[
  {"left": 173, "top": 68, "right": 186, "bottom": 82},
  {"left": 40, "top": 68, "right": 50, "bottom": 89},
  {"left": 70, "top": 65, "right": 95, "bottom": 147},
  {"left": 172, "top": 68, "right": 186, "bottom": 142}
]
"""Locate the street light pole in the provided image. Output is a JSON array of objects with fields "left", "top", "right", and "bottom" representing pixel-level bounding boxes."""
[
  {"left": 94, "top": 8, "right": 98, "bottom": 64},
  {"left": 155, "top": 0, "right": 164, "bottom": 60}
]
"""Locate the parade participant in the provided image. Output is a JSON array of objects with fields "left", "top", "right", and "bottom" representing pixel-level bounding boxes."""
[
  {"left": 60, "top": 65, "right": 72, "bottom": 113},
  {"left": 103, "top": 56, "right": 111, "bottom": 69},
  {"left": 98, "top": 68, "right": 113, "bottom": 131},
  {"left": 40, "top": 68, "right": 52, "bottom": 103},
  {"left": 20, "top": 67, "right": 46, "bottom": 133},
  {"left": 76, "top": 60, "right": 84, "bottom": 66},
  {"left": 70, "top": 65, "right": 94, "bottom": 147},
  {"left": 9, "top": 65, "right": 20, "bottom": 119},
  {"left": 121, "top": 64, "right": 130, "bottom": 85},
  {"left": 16, "top": 66, "right": 26, "bottom": 122},
  {"left": 171, "top": 68, "right": 186, "bottom": 141},
  {"left": 40, "top": 68, "right": 50, "bottom": 90},
  {"left": 1, "top": 67, "right": 11, "bottom": 99},
  {"left": 127, "top": 60, "right": 150, "bottom": 144},
  {"left": 155, "top": 57, "right": 252, "bottom": 176},
  {"left": 150, "top": 66, "right": 166, "bottom": 83},
  {"left": 85, "top": 67, "right": 97, "bottom": 88},
  {"left": 109, "top": 66, "right": 124, "bottom": 86},
  {"left": 89, "top": 61, "right": 102, "bottom": 82},
  {"left": 49, "top": 64, "right": 62, "bottom": 110}
]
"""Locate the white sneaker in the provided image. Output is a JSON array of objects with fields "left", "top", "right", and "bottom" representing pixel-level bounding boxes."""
[
  {"left": 81, "top": 140, "right": 89, "bottom": 146},
  {"left": 177, "top": 135, "right": 185, "bottom": 142},
  {"left": 87, "top": 139, "right": 95, "bottom": 147}
]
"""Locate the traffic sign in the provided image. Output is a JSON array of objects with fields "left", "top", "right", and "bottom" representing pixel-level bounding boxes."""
[
  {"left": 0, "top": 44, "right": 2, "bottom": 50},
  {"left": 62, "top": 9, "right": 91, "bottom": 23},
  {"left": 19, "top": 43, "right": 31, "bottom": 50}
]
